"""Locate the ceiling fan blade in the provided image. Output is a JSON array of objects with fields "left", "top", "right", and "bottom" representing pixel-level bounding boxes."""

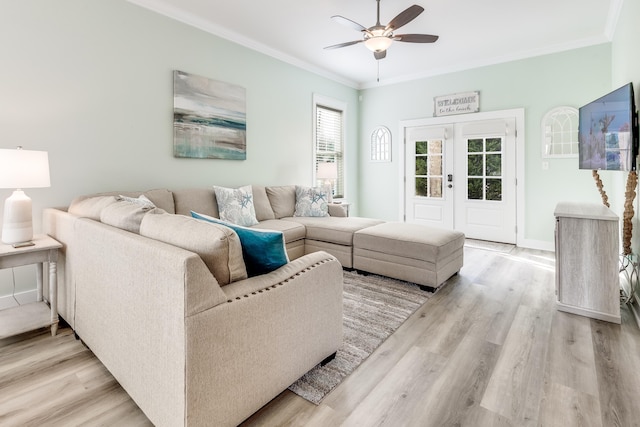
[
  {"left": 331, "top": 15, "right": 368, "bottom": 32},
  {"left": 394, "top": 34, "right": 439, "bottom": 43},
  {"left": 385, "top": 5, "right": 424, "bottom": 31},
  {"left": 374, "top": 50, "right": 387, "bottom": 60},
  {"left": 324, "top": 40, "right": 365, "bottom": 50}
]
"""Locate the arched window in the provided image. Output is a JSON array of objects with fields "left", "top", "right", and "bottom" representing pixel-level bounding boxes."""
[
  {"left": 542, "top": 106, "right": 579, "bottom": 158},
  {"left": 371, "top": 126, "right": 391, "bottom": 162}
]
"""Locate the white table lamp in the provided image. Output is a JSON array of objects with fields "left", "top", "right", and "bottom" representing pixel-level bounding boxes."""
[
  {"left": 317, "top": 162, "right": 338, "bottom": 198},
  {"left": 0, "top": 147, "right": 51, "bottom": 245}
]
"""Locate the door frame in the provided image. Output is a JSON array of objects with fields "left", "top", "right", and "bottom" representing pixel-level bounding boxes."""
[{"left": 398, "top": 108, "right": 525, "bottom": 246}]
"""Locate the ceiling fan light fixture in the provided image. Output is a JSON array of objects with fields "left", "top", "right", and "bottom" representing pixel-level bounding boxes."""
[{"left": 364, "top": 36, "right": 392, "bottom": 52}]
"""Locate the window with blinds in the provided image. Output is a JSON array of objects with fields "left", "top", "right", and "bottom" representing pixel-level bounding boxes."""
[{"left": 314, "top": 103, "right": 344, "bottom": 198}]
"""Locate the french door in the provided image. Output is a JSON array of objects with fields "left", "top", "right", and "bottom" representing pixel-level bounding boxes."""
[
  {"left": 405, "top": 124, "right": 454, "bottom": 229},
  {"left": 404, "top": 116, "right": 517, "bottom": 244}
]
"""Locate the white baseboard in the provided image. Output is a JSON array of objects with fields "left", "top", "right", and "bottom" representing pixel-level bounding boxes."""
[
  {"left": 518, "top": 238, "right": 555, "bottom": 252},
  {"left": 0, "top": 289, "right": 38, "bottom": 310}
]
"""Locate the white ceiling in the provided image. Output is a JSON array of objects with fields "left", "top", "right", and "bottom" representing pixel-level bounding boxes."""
[{"left": 128, "top": 0, "right": 621, "bottom": 89}]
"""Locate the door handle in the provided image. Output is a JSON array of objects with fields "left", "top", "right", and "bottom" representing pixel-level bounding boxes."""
[{"left": 447, "top": 174, "right": 453, "bottom": 182}]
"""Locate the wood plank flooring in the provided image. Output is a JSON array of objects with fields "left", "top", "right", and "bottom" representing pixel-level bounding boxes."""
[{"left": 1, "top": 245, "right": 640, "bottom": 426}]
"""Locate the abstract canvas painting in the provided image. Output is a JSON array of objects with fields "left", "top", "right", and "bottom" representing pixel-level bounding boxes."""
[{"left": 173, "top": 70, "right": 246, "bottom": 160}]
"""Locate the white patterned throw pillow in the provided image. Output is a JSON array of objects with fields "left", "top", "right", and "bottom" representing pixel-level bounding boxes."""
[
  {"left": 213, "top": 185, "right": 259, "bottom": 226},
  {"left": 294, "top": 185, "right": 329, "bottom": 217},
  {"left": 118, "top": 194, "right": 156, "bottom": 208}
]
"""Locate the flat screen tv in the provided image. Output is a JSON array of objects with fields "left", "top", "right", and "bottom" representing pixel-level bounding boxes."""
[{"left": 578, "top": 83, "right": 638, "bottom": 171}]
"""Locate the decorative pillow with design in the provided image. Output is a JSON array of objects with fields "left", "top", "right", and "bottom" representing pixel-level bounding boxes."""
[
  {"left": 213, "top": 185, "right": 259, "bottom": 226},
  {"left": 118, "top": 194, "right": 156, "bottom": 208},
  {"left": 294, "top": 185, "right": 329, "bottom": 217},
  {"left": 191, "top": 211, "right": 289, "bottom": 277}
]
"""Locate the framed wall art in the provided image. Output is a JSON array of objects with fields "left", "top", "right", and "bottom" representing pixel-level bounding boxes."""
[{"left": 173, "top": 70, "right": 246, "bottom": 160}]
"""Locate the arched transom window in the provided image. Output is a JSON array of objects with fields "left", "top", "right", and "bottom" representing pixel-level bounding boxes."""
[
  {"left": 371, "top": 126, "right": 391, "bottom": 162},
  {"left": 542, "top": 106, "right": 579, "bottom": 158}
]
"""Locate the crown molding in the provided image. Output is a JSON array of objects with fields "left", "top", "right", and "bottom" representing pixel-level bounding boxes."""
[
  {"left": 359, "top": 36, "right": 611, "bottom": 89},
  {"left": 126, "top": 0, "right": 359, "bottom": 89}
]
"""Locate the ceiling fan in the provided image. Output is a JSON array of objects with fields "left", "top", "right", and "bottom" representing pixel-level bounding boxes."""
[{"left": 324, "top": 0, "right": 439, "bottom": 60}]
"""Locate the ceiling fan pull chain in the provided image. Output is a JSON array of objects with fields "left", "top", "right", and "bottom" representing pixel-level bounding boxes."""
[{"left": 377, "top": 61, "right": 380, "bottom": 83}]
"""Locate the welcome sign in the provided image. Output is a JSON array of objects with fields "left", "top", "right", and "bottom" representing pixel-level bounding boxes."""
[{"left": 434, "top": 91, "right": 479, "bottom": 116}]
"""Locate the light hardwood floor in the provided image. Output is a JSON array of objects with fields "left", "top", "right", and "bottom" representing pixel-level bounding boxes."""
[{"left": 1, "top": 245, "right": 640, "bottom": 426}]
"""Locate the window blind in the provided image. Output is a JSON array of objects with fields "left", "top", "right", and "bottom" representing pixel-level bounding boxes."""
[{"left": 315, "top": 105, "right": 344, "bottom": 198}]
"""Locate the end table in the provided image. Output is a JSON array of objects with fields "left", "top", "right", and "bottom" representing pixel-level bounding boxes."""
[{"left": 0, "top": 234, "right": 62, "bottom": 339}]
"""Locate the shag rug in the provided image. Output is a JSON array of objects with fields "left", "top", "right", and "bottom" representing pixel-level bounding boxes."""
[{"left": 288, "top": 270, "right": 433, "bottom": 404}]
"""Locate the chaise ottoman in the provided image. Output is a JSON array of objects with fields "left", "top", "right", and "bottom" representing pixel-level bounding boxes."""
[{"left": 353, "top": 222, "right": 465, "bottom": 290}]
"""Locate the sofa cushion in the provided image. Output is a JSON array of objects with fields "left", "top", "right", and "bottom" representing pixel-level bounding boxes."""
[
  {"left": 294, "top": 186, "right": 329, "bottom": 217},
  {"left": 251, "top": 219, "right": 306, "bottom": 243},
  {"left": 252, "top": 185, "right": 276, "bottom": 221},
  {"left": 284, "top": 216, "right": 385, "bottom": 245},
  {"left": 140, "top": 189, "right": 175, "bottom": 214},
  {"left": 68, "top": 195, "right": 119, "bottom": 220},
  {"left": 191, "top": 211, "right": 289, "bottom": 277},
  {"left": 100, "top": 200, "right": 161, "bottom": 234},
  {"left": 70, "top": 189, "right": 176, "bottom": 216},
  {"left": 173, "top": 188, "right": 219, "bottom": 217},
  {"left": 266, "top": 185, "right": 296, "bottom": 219},
  {"left": 328, "top": 203, "right": 347, "bottom": 217},
  {"left": 214, "top": 185, "right": 259, "bottom": 226},
  {"left": 140, "top": 212, "right": 247, "bottom": 285}
]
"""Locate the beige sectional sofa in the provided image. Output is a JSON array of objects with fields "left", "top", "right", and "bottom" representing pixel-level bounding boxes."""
[{"left": 43, "top": 184, "right": 464, "bottom": 427}]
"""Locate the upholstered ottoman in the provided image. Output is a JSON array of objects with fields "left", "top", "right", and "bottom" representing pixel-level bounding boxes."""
[{"left": 353, "top": 222, "right": 465, "bottom": 290}]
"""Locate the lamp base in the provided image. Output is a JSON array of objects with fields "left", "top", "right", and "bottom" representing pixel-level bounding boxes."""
[{"left": 2, "top": 190, "right": 34, "bottom": 245}]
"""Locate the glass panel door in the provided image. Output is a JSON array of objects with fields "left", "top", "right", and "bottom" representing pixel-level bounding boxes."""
[
  {"left": 405, "top": 124, "right": 453, "bottom": 229},
  {"left": 466, "top": 137, "right": 503, "bottom": 201},
  {"left": 414, "top": 139, "right": 443, "bottom": 198}
]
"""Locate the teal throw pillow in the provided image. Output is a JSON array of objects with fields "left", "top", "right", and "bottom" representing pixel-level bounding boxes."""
[{"left": 191, "top": 211, "right": 289, "bottom": 277}]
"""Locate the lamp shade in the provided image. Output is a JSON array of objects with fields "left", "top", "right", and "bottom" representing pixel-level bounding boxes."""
[
  {"left": 0, "top": 148, "right": 51, "bottom": 189},
  {"left": 317, "top": 162, "right": 338, "bottom": 180}
]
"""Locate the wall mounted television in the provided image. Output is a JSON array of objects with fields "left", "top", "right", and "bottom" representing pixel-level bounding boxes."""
[{"left": 578, "top": 83, "right": 638, "bottom": 171}]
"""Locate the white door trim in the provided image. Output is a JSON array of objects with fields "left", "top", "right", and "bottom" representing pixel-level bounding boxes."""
[{"left": 398, "top": 108, "right": 526, "bottom": 246}]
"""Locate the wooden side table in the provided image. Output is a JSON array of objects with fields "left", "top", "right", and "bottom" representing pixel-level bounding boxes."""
[{"left": 0, "top": 234, "right": 62, "bottom": 339}]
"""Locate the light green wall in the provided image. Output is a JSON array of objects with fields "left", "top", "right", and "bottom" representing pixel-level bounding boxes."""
[
  {"left": 0, "top": 0, "right": 359, "bottom": 223},
  {"left": 0, "top": 0, "right": 358, "bottom": 295},
  {"left": 358, "top": 44, "right": 612, "bottom": 246}
]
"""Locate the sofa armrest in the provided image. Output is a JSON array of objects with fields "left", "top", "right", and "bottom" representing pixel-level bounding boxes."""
[
  {"left": 184, "top": 251, "right": 343, "bottom": 426},
  {"left": 328, "top": 203, "right": 347, "bottom": 217},
  {"left": 71, "top": 218, "right": 228, "bottom": 427}
]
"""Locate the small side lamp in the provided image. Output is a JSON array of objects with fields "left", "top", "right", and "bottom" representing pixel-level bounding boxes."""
[
  {"left": 316, "top": 162, "right": 338, "bottom": 198},
  {"left": 0, "top": 147, "right": 51, "bottom": 245}
]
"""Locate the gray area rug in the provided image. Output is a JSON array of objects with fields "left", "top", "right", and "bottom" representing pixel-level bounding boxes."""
[{"left": 288, "top": 270, "right": 433, "bottom": 404}]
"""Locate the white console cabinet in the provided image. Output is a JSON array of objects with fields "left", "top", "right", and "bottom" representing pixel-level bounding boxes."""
[{"left": 554, "top": 202, "right": 620, "bottom": 324}]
